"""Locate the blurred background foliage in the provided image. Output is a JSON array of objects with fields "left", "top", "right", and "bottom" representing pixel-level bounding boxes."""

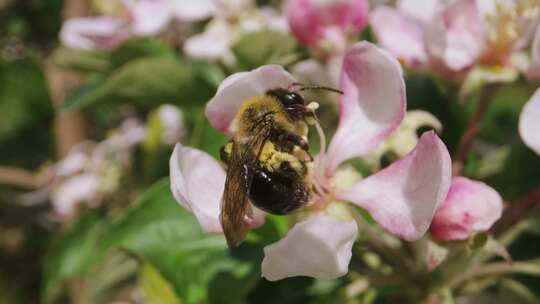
[{"left": 1, "top": 0, "right": 540, "bottom": 303}]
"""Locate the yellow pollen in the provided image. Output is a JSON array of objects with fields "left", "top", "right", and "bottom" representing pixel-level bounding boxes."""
[{"left": 483, "top": 0, "right": 540, "bottom": 64}]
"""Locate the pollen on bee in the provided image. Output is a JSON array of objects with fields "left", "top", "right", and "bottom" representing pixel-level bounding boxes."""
[{"left": 306, "top": 102, "right": 320, "bottom": 112}]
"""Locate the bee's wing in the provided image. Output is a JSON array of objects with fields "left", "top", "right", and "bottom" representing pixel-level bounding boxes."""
[{"left": 220, "top": 123, "right": 272, "bottom": 248}]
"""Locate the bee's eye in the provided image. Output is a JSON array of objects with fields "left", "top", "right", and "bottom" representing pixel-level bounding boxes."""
[
  {"left": 282, "top": 92, "right": 304, "bottom": 107},
  {"left": 266, "top": 89, "right": 305, "bottom": 108}
]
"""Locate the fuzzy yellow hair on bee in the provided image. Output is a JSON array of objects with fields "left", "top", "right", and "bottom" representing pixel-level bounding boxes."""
[{"left": 219, "top": 85, "right": 342, "bottom": 247}]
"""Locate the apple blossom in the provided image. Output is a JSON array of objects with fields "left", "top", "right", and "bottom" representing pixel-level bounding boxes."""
[
  {"left": 50, "top": 119, "right": 146, "bottom": 218},
  {"left": 370, "top": 0, "right": 540, "bottom": 75},
  {"left": 52, "top": 172, "right": 101, "bottom": 218},
  {"left": 183, "top": 3, "right": 287, "bottom": 63},
  {"left": 60, "top": 0, "right": 217, "bottom": 50},
  {"left": 363, "top": 110, "right": 443, "bottom": 170},
  {"left": 170, "top": 42, "right": 452, "bottom": 280},
  {"left": 49, "top": 109, "right": 185, "bottom": 220},
  {"left": 60, "top": 16, "right": 130, "bottom": 51},
  {"left": 369, "top": 0, "right": 442, "bottom": 68},
  {"left": 430, "top": 177, "right": 503, "bottom": 241},
  {"left": 285, "top": 0, "right": 369, "bottom": 56},
  {"left": 157, "top": 104, "right": 186, "bottom": 145}
]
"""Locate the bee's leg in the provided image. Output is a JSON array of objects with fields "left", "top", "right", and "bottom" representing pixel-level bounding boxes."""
[
  {"left": 278, "top": 160, "right": 307, "bottom": 178},
  {"left": 270, "top": 128, "right": 309, "bottom": 151},
  {"left": 220, "top": 141, "right": 234, "bottom": 165},
  {"left": 274, "top": 129, "right": 314, "bottom": 164}
]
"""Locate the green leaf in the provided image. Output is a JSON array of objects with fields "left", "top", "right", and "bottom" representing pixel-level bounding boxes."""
[
  {"left": 246, "top": 215, "right": 289, "bottom": 244},
  {"left": 232, "top": 30, "right": 299, "bottom": 70},
  {"left": 63, "top": 58, "right": 215, "bottom": 110},
  {"left": 41, "top": 213, "right": 107, "bottom": 303},
  {"left": 49, "top": 46, "right": 111, "bottom": 73},
  {"left": 0, "top": 58, "right": 53, "bottom": 144},
  {"left": 97, "top": 179, "right": 262, "bottom": 304},
  {"left": 139, "top": 262, "right": 182, "bottom": 304},
  {"left": 110, "top": 37, "right": 176, "bottom": 69},
  {"left": 62, "top": 74, "right": 106, "bottom": 110},
  {"left": 499, "top": 278, "right": 539, "bottom": 303}
]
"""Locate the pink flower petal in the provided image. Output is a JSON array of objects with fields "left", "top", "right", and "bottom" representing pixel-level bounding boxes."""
[
  {"left": 169, "top": 144, "right": 224, "bottom": 232},
  {"left": 519, "top": 88, "right": 540, "bottom": 155},
  {"left": 526, "top": 25, "right": 540, "bottom": 80},
  {"left": 424, "top": 0, "right": 485, "bottom": 71},
  {"left": 60, "top": 17, "right": 129, "bottom": 50},
  {"left": 205, "top": 65, "right": 297, "bottom": 133},
  {"left": 326, "top": 42, "right": 406, "bottom": 172},
  {"left": 430, "top": 177, "right": 503, "bottom": 241},
  {"left": 370, "top": 6, "right": 427, "bottom": 67},
  {"left": 286, "top": 0, "right": 369, "bottom": 52},
  {"left": 335, "top": 131, "right": 452, "bottom": 241},
  {"left": 261, "top": 215, "right": 357, "bottom": 281}
]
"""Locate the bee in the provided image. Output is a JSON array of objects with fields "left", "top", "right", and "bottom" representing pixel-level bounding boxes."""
[{"left": 219, "top": 83, "right": 342, "bottom": 247}]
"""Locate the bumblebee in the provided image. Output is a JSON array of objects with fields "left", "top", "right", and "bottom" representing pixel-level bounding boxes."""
[{"left": 219, "top": 84, "right": 342, "bottom": 247}]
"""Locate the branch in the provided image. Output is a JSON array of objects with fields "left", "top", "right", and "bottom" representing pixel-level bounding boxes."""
[
  {"left": 453, "top": 84, "right": 500, "bottom": 176},
  {"left": 492, "top": 186, "right": 540, "bottom": 235},
  {"left": 44, "top": 0, "right": 90, "bottom": 158},
  {"left": 0, "top": 166, "right": 51, "bottom": 189},
  {"left": 449, "top": 260, "right": 540, "bottom": 289}
]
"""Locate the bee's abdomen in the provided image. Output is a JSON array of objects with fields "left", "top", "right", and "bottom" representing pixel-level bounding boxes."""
[{"left": 248, "top": 167, "right": 309, "bottom": 215}]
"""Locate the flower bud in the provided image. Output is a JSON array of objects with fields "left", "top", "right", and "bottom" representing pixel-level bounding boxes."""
[
  {"left": 430, "top": 177, "right": 503, "bottom": 241},
  {"left": 285, "top": 0, "right": 369, "bottom": 55}
]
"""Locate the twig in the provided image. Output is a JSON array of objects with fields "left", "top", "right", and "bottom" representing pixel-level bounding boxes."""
[
  {"left": 350, "top": 209, "right": 411, "bottom": 272},
  {"left": 44, "top": 0, "right": 89, "bottom": 158},
  {"left": 449, "top": 259, "right": 540, "bottom": 289},
  {"left": 492, "top": 186, "right": 540, "bottom": 235},
  {"left": 453, "top": 84, "right": 500, "bottom": 176},
  {"left": 0, "top": 166, "right": 51, "bottom": 189}
]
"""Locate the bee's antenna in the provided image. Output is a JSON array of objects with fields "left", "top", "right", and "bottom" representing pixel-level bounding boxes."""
[
  {"left": 288, "top": 82, "right": 343, "bottom": 95},
  {"left": 298, "top": 85, "right": 344, "bottom": 95},
  {"left": 289, "top": 82, "right": 305, "bottom": 87}
]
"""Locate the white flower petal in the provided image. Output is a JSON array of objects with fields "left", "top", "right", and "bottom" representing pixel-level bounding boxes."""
[
  {"left": 397, "top": 0, "right": 440, "bottom": 23},
  {"left": 55, "top": 146, "right": 90, "bottom": 176},
  {"left": 424, "top": 0, "right": 485, "bottom": 71},
  {"left": 127, "top": 0, "right": 173, "bottom": 36},
  {"left": 326, "top": 41, "right": 406, "bottom": 172},
  {"left": 527, "top": 25, "right": 540, "bottom": 80},
  {"left": 183, "top": 19, "right": 232, "bottom": 61},
  {"left": 519, "top": 88, "right": 540, "bottom": 155},
  {"left": 335, "top": 131, "right": 452, "bottom": 241},
  {"left": 52, "top": 173, "right": 100, "bottom": 217},
  {"left": 60, "top": 16, "right": 129, "bottom": 50},
  {"left": 205, "top": 65, "right": 297, "bottom": 133},
  {"left": 171, "top": 0, "right": 217, "bottom": 22},
  {"left": 101, "top": 118, "right": 147, "bottom": 151},
  {"left": 370, "top": 6, "right": 427, "bottom": 67},
  {"left": 169, "top": 144, "right": 225, "bottom": 232},
  {"left": 158, "top": 104, "right": 185, "bottom": 144},
  {"left": 292, "top": 59, "right": 330, "bottom": 86},
  {"left": 261, "top": 215, "right": 357, "bottom": 281}
]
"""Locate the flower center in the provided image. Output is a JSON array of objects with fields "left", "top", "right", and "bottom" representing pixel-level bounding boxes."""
[{"left": 482, "top": 0, "right": 540, "bottom": 65}]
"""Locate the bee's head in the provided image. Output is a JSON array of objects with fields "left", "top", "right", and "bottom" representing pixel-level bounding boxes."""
[
  {"left": 266, "top": 88, "right": 308, "bottom": 120},
  {"left": 266, "top": 85, "right": 342, "bottom": 121}
]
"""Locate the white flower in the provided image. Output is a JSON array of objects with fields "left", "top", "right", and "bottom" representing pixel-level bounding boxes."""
[{"left": 170, "top": 42, "right": 452, "bottom": 280}]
